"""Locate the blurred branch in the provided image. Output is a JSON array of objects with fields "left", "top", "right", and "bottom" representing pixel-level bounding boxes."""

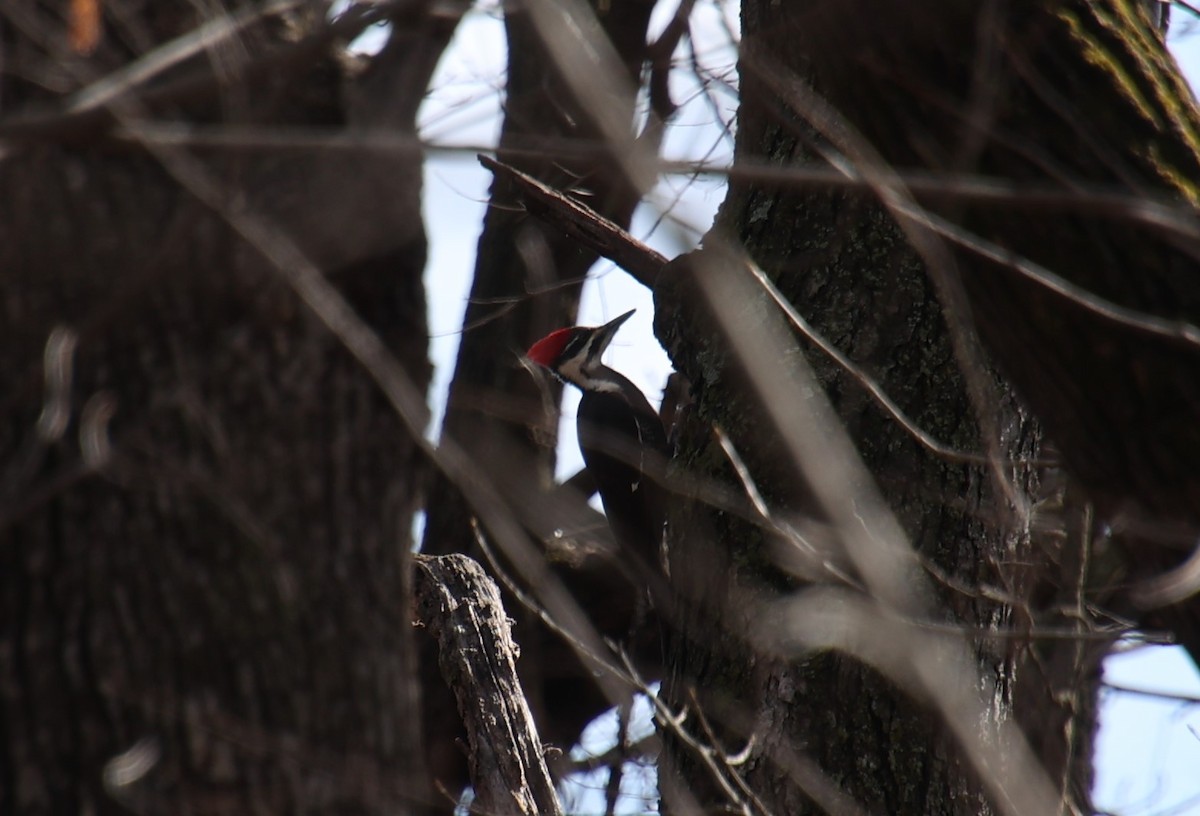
[
  {"left": 1131, "top": 539, "right": 1200, "bottom": 608},
  {"left": 644, "top": 0, "right": 697, "bottom": 126},
  {"left": 23, "top": 116, "right": 1200, "bottom": 248},
  {"left": 764, "top": 588, "right": 1062, "bottom": 816},
  {"left": 0, "top": 0, "right": 416, "bottom": 146},
  {"left": 560, "top": 734, "right": 658, "bottom": 775},
  {"left": 413, "top": 554, "right": 563, "bottom": 816},
  {"left": 686, "top": 688, "right": 773, "bottom": 816},
  {"left": 103, "top": 101, "right": 636, "bottom": 725},
  {"left": 739, "top": 261, "right": 1053, "bottom": 469},
  {"left": 476, "top": 521, "right": 869, "bottom": 816},
  {"left": 562, "top": 466, "right": 597, "bottom": 498},
  {"left": 522, "top": 0, "right": 657, "bottom": 195},
  {"left": 1103, "top": 681, "right": 1200, "bottom": 704},
  {"left": 62, "top": 0, "right": 306, "bottom": 114},
  {"left": 489, "top": 134, "right": 1189, "bottom": 504},
  {"left": 714, "top": 425, "right": 861, "bottom": 589},
  {"left": 695, "top": 252, "right": 1061, "bottom": 816},
  {"left": 741, "top": 44, "right": 1025, "bottom": 514}
]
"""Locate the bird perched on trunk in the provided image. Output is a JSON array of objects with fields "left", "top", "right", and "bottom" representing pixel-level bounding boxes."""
[{"left": 526, "top": 310, "right": 670, "bottom": 586}]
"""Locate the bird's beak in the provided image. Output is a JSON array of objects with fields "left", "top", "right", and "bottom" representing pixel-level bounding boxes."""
[{"left": 593, "top": 309, "right": 635, "bottom": 354}]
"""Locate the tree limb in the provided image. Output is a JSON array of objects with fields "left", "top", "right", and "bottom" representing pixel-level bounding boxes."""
[
  {"left": 413, "top": 554, "right": 563, "bottom": 816},
  {"left": 479, "top": 154, "right": 667, "bottom": 288}
]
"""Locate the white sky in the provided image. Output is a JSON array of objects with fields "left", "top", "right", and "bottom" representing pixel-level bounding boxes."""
[{"left": 412, "top": 5, "right": 1200, "bottom": 813}]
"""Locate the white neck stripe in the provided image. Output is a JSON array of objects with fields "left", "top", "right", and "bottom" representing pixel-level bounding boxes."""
[{"left": 557, "top": 356, "right": 623, "bottom": 393}]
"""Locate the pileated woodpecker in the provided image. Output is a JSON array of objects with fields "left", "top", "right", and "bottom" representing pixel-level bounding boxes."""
[{"left": 526, "top": 310, "right": 669, "bottom": 578}]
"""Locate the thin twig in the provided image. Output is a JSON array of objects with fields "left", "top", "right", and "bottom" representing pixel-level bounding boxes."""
[
  {"left": 713, "top": 426, "right": 862, "bottom": 590},
  {"left": 1102, "top": 682, "right": 1200, "bottom": 704},
  {"left": 740, "top": 45, "right": 1027, "bottom": 514},
  {"left": 614, "top": 654, "right": 754, "bottom": 816},
  {"left": 475, "top": 522, "right": 766, "bottom": 816},
  {"left": 739, "top": 260, "right": 1054, "bottom": 469},
  {"left": 471, "top": 520, "right": 633, "bottom": 683},
  {"left": 687, "top": 688, "right": 774, "bottom": 816}
]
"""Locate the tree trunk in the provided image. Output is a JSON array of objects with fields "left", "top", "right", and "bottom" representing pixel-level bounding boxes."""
[
  {"left": 0, "top": 3, "right": 451, "bottom": 812},
  {"left": 649, "top": 1, "right": 1192, "bottom": 812},
  {"left": 755, "top": 0, "right": 1200, "bottom": 655}
]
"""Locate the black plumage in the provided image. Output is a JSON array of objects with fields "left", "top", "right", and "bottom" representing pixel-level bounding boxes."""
[
  {"left": 576, "top": 367, "right": 670, "bottom": 573},
  {"left": 526, "top": 310, "right": 670, "bottom": 582}
]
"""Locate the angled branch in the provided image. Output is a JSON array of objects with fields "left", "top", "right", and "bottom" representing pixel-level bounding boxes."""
[
  {"left": 479, "top": 154, "right": 667, "bottom": 288},
  {"left": 413, "top": 554, "right": 563, "bottom": 816}
]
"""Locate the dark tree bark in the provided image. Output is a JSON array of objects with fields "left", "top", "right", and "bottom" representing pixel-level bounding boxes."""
[
  {"left": 414, "top": 554, "right": 563, "bottom": 816},
  {"left": 0, "top": 2, "right": 453, "bottom": 813},
  {"left": 651, "top": 1, "right": 1192, "bottom": 814},
  {"left": 771, "top": 0, "right": 1200, "bottom": 653}
]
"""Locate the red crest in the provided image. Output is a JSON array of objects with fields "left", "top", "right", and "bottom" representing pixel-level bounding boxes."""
[{"left": 526, "top": 328, "right": 574, "bottom": 367}]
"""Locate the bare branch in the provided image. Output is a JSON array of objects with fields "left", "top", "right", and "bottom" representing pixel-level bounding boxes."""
[
  {"left": 413, "top": 554, "right": 563, "bottom": 816},
  {"left": 1103, "top": 681, "right": 1200, "bottom": 705},
  {"left": 480, "top": 154, "right": 667, "bottom": 288}
]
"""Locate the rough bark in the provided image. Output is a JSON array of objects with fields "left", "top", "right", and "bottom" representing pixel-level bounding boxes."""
[
  {"left": 0, "top": 2, "right": 451, "bottom": 813},
  {"left": 413, "top": 554, "right": 562, "bottom": 816},
  {"left": 647, "top": 1, "right": 1180, "bottom": 813},
  {"left": 769, "top": 0, "right": 1200, "bottom": 658}
]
